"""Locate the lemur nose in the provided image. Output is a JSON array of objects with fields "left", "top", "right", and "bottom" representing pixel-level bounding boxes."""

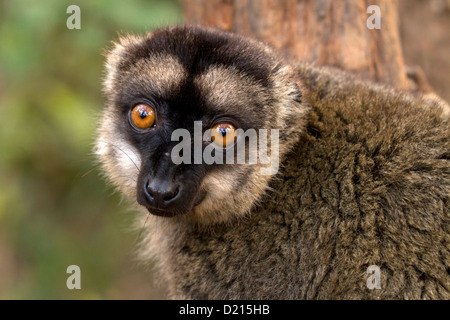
[{"left": 144, "top": 178, "right": 180, "bottom": 208}]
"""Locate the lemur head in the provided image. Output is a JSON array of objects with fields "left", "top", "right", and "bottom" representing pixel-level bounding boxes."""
[{"left": 96, "top": 25, "right": 309, "bottom": 225}]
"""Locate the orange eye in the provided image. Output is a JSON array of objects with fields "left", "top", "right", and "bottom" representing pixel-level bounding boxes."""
[
  {"left": 130, "top": 104, "right": 155, "bottom": 130},
  {"left": 211, "top": 123, "right": 237, "bottom": 148}
]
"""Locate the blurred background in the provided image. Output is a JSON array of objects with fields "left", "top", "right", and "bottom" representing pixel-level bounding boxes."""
[
  {"left": 0, "top": 0, "right": 448, "bottom": 300},
  {"left": 0, "top": 0, "right": 182, "bottom": 299}
]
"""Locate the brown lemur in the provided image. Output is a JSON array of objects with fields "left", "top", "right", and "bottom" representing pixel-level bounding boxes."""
[{"left": 96, "top": 25, "right": 450, "bottom": 299}]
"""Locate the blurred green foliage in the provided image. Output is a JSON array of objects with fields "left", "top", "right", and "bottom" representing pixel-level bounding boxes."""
[{"left": 0, "top": 0, "right": 182, "bottom": 299}]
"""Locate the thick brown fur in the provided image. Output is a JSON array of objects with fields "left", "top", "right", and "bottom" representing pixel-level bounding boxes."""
[{"left": 97, "top": 26, "right": 450, "bottom": 299}]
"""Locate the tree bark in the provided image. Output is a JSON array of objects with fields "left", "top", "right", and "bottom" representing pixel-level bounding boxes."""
[{"left": 181, "top": 0, "right": 409, "bottom": 90}]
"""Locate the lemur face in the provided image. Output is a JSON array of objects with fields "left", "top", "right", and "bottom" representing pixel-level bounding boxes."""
[{"left": 96, "top": 26, "right": 309, "bottom": 224}]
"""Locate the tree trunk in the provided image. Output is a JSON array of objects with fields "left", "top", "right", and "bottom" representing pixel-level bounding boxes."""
[{"left": 181, "top": 0, "right": 409, "bottom": 90}]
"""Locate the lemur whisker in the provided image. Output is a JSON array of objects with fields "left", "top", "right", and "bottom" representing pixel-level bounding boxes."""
[{"left": 103, "top": 140, "right": 140, "bottom": 172}]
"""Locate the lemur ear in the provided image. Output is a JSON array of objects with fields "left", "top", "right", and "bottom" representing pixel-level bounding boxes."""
[
  {"left": 103, "top": 34, "right": 146, "bottom": 95},
  {"left": 272, "top": 63, "right": 304, "bottom": 105}
]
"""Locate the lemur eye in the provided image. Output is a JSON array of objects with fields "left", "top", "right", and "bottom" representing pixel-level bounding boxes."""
[
  {"left": 129, "top": 104, "right": 155, "bottom": 130},
  {"left": 211, "top": 123, "right": 237, "bottom": 148}
]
